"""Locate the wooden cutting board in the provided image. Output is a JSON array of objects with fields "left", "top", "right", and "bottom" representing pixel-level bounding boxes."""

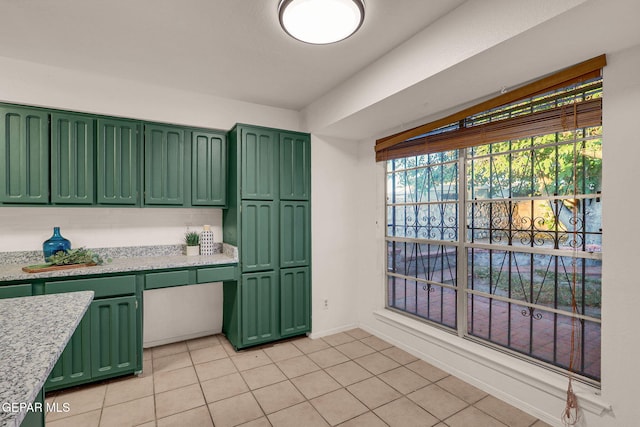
[{"left": 22, "top": 263, "right": 97, "bottom": 273}]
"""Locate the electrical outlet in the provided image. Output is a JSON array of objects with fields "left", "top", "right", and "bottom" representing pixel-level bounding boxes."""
[{"left": 323, "top": 299, "right": 329, "bottom": 310}]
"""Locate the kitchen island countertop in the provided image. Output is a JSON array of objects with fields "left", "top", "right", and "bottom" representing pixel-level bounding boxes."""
[{"left": 0, "top": 291, "right": 94, "bottom": 427}]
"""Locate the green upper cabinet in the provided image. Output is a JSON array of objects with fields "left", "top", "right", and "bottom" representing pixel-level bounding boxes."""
[
  {"left": 240, "top": 126, "right": 278, "bottom": 200},
  {"left": 97, "top": 118, "right": 140, "bottom": 205},
  {"left": 192, "top": 130, "right": 226, "bottom": 206},
  {"left": 50, "top": 113, "right": 94, "bottom": 204},
  {"left": 0, "top": 106, "right": 49, "bottom": 204},
  {"left": 280, "top": 132, "right": 310, "bottom": 200},
  {"left": 1, "top": 102, "right": 228, "bottom": 208},
  {"left": 145, "top": 124, "right": 185, "bottom": 205}
]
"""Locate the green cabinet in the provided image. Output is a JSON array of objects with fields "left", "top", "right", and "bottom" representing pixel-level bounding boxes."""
[
  {"left": 0, "top": 283, "right": 32, "bottom": 299},
  {"left": 0, "top": 103, "right": 227, "bottom": 207},
  {"left": 91, "top": 296, "right": 138, "bottom": 378},
  {"left": 224, "top": 124, "right": 311, "bottom": 350},
  {"left": 44, "top": 275, "right": 141, "bottom": 391},
  {"left": 241, "top": 200, "right": 278, "bottom": 272},
  {"left": 20, "top": 388, "right": 44, "bottom": 427},
  {"left": 50, "top": 112, "right": 94, "bottom": 204},
  {"left": 280, "top": 201, "right": 310, "bottom": 268},
  {"left": 280, "top": 267, "right": 311, "bottom": 338},
  {"left": 240, "top": 271, "right": 279, "bottom": 346},
  {"left": 192, "top": 130, "right": 226, "bottom": 206},
  {"left": 97, "top": 118, "right": 140, "bottom": 205},
  {"left": 241, "top": 126, "right": 278, "bottom": 200},
  {"left": 144, "top": 124, "right": 185, "bottom": 205},
  {"left": 0, "top": 106, "right": 49, "bottom": 204},
  {"left": 280, "top": 132, "right": 311, "bottom": 200},
  {"left": 46, "top": 314, "right": 91, "bottom": 389}
]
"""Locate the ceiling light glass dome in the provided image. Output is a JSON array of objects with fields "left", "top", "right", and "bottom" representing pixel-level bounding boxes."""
[{"left": 278, "top": 0, "right": 365, "bottom": 45}]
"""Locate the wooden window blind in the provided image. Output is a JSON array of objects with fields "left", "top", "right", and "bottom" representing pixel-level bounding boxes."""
[{"left": 375, "top": 54, "right": 606, "bottom": 162}]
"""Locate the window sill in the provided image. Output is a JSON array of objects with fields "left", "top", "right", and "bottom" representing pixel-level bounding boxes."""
[{"left": 373, "top": 309, "right": 612, "bottom": 417}]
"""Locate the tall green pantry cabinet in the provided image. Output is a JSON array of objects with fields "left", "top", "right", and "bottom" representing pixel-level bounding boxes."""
[{"left": 223, "top": 124, "right": 311, "bottom": 350}]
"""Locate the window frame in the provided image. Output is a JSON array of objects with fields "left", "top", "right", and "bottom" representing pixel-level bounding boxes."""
[{"left": 384, "top": 87, "right": 602, "bottom": 384}]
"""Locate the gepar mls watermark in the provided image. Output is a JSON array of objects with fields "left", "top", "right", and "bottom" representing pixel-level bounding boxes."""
[{"left": 2, "top": 401, "right": 70, "bottom": 414}]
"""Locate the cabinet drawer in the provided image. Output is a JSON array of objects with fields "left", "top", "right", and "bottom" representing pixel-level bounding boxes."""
[
  {"left": 0, "top": 283, "right": 31, "bottom": 299},
  {"left": 197, "top": 265, "right": 237, "bottom": 283},
  {"left": 45, "top": 275, "right": 136, "bottom": 298},
  {"left": 145, "top": 270, "right": 191, "bottom": 289}
]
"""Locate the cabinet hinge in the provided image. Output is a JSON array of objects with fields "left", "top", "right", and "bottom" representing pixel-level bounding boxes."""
[{"left": 135, "top": 300, "right": 138, "bottom": 309}]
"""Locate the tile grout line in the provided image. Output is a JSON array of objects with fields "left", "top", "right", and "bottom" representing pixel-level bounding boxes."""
[
  {"left": 186, "top": 346, "right": 217, "bottom": 427},
  {"left": 46, "top": 330, "right": 550, "bottom": 427}
]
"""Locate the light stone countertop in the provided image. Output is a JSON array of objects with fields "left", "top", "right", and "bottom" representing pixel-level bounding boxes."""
[
  {"left": 0, "top": 245, "right": 238, "bottom": 283},
  {"left": 0, "top": 291, "right": 94, "bottom": 427}
]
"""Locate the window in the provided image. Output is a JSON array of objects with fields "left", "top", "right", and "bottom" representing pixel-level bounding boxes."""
[{"left": 385, "top": 78, "right": 602, "bottom": 382}]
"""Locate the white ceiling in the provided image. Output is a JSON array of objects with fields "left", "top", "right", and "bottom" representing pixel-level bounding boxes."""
[{"left": 0, "top": 0, "right": 466, "bottom": 111}]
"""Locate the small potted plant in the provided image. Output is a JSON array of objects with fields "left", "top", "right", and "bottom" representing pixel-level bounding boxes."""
[{"left": 185, "top": 231, "right": 200, "bottom": 256}]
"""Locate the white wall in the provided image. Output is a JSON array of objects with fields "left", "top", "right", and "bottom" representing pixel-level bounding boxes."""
[
  {"left": 352, "top": 44, "right": 640, "bottom": 427},
  {"left": 0, "top": 56, "right": 301, "bottom": 132},
  {"left": 303, "top": 0, "right": 588, "bottom": 138},
  {"left": 0, "top": 56, "right": 301, "bottom": 253},
  {"left": 0, "top": 207, "right": 222, "bottom": 252},
  {"left": 598, "top": 44, "right": 640, "bottom": 427},
  {"left": 309, "top": 135, "right": 361, "bottom": 335}
]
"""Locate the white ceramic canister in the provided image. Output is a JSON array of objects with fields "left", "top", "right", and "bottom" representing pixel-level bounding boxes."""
[{"left": 200, "top": 225, "right": 215, "bottom": 255}]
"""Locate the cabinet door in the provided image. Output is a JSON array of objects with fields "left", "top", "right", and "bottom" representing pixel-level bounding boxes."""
[
  {"left": 241, "top": 271, "right": 279, "bottom": 346},
  {"left": 45, "top": 313, "right": 91, "bottom": 390},
  {"left": 91, "top": 296, "right": 138, "bottom": 378},
  {"left": 145, "top": 124, "right": 184, "bottom": 205},
  {"left": 280, "top": 267, "right": 311, "bottom": 337},
  {"left": 0, "top": 106, "right": 49, "bottom": 204},
  {"left": 241, "top": 127, "right": 278, "bottom": 200},
  {"left": 96, "top": 118, "right": 140, "bottom": 205},
  {"left": 241, "top": 200, "right": 278, "bottom": 272},
  {"left": 280, "top": 132, "right": 310, "bottom": 200},
  {"left": 192, "top": 130, "right": 226, "bottom": 206},
  {"left": 280, "top": 201, "right": 310, "bottom": 268},
  {"left": 0, "top": 283, "right": 31, "bottom": 299},
  {"left": 19, "top": 388, "right": 44, "bottom": 427},
  {"left": 51, "top": 113, "right": 94, "bottom": 204}
]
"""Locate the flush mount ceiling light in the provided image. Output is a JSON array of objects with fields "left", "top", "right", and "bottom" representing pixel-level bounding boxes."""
[{"left": 278, "top": 0, "right": 365, "bottom": 45}]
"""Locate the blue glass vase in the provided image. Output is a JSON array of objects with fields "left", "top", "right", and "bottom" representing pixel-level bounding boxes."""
[{"left": 43, "top": 227, "right": 71, "bottom": 261}]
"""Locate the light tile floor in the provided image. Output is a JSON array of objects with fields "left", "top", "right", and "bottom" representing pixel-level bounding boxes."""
[{"left": 44, "top": 329, "right": 553, "bottom": 427}]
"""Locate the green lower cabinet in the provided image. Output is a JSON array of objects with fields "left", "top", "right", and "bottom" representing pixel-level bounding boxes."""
[
  {"left": 0, "top": 283, "right": 32, "bottom": 299},
  {"left": 223, "top": 269, "right": 310, "bottom": 350},
  {"left": 240, "top": 271, "right": 279, "bottom": 347},
  {"left": 45, "top": 313, "right": 91, "bottom": 390},
  {"left": 280, "top": 267, "right": 311, "bottom": 338},
  {"left": 45, "top": 295, "right": 139, "bottom": 391},
  {"left": 91, "top": 296, "right": 138, "bottom": 378},
  {"left": 19, "top": 388, "right": 44, "bottom": 427}
]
